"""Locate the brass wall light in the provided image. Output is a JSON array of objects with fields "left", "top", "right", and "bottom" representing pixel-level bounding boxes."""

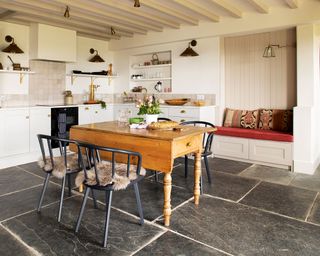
[
  {"left": 2, "top": 35, "right": 24, "bottom": 53},
  {"left": 64, "top": 5, "right": 70, "bottom": 18},
  {"left": 134, "top": 0, "right": 140, "bottom": 7},
  {"left": 89, "top": 48, "right": 105, "bottom": 62},
  {"left": 180, "top": 40, "right": 199, "bottom": 57},
  {"left": 263, "top": 44, "right": 288, "bottom": 58}
]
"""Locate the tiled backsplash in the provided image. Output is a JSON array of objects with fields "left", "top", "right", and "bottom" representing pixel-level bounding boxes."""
[{"left": 0, "top": 60, "right": 215, "bottom": 107}]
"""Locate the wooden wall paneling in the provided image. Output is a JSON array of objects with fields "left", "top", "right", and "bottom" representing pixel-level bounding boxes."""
[{"left": 224, "top": 29, "right": 296, "bottom": 110}]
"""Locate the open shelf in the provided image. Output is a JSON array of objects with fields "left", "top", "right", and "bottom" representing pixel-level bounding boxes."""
[
  {"left": 130, "top": 77, "right": 171, "bottom": 82},
  {"left": 0, "top": 70, "right": 35, "bottom": 84},
  {"left": 66, "top": 73, "right": 119, "bottom": 85},
  {"left": 132, "top": 64, "right": 172, "bottom": 69}
]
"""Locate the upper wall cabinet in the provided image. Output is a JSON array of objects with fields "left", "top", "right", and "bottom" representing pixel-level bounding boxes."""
[{"left": 29, "top": 24, "right": 76, "bottom": 62}]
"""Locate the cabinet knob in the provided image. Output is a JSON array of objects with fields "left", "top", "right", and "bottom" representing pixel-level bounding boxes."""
[
  {"left": 180, "top": 110, "right": 186, "bottom": 113},
  {"left": 85, "top": 107, "right": 89, "bottom": 110},
  {"left": 48, "top": 114, "right": 51, "bottom": 117},
  {"left": 95, "top": 111, "right": 98, "bottom": 114},
  {"left": 186, "top": 142, "right": 191, "bottom": 147},
  {"left": 180, "top": 119, "right": 186, "bottom": 122},
  {"left": 26, "top": 116, "right": 29, "bottom": 119}
]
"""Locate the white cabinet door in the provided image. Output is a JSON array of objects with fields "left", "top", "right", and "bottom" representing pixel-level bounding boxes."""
[
  {"left": 79, "top": 106, "right": 93, "bottom": 125},
  {"left": 1, "top": 109, "right": 30, "bottom": 157},
  {"left": 93, "top": 105, "right": 114, "bottom": 123},
  {"left": 113, "top": 104, "right": 138, "bottom": 121},
  {"left": 29, "top": 108, "right": 51, "bottom": 152}
]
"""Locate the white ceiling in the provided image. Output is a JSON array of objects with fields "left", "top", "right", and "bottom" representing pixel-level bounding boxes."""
[{"left": 0, "top": 0, "right": 300, "bottom": 41}]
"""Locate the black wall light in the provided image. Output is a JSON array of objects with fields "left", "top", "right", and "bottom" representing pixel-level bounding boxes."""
[
  {"left": 2, "top": 35, "right": 24, "bottom": 54},
  {"left": 89, "top": 48, "right": 105, "bottom": 62},
  {"left": 180, "top": 40, "right": 199, "bottom": 57}
]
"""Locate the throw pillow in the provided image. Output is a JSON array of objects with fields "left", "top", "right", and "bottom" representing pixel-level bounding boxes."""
[
  {"left": 258, "top": 109, "right": 293, "bottom": 132},
  {"left": 223, "top": 108, "right": 259, "bottom": 129}
]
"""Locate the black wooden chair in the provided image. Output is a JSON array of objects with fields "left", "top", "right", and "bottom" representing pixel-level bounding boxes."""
[
  {"left": 180, "top": 121, "right": 215, "bottom": 193},
  {"left": 75, "top": 142, "right": 144, "bottom": 247},
  {"left": 37, "top": 134, "right": 97, "bottom": 222}
]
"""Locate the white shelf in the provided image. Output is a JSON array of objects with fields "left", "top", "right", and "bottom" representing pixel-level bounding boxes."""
[
  {"left": 130, "top": 77, "right": 172, "bottom": 82},
  {"left": 132, "top": 64, "right": 172, "bottom": 69},
  {"left": 0, "top": 70, "right": 35, "bottom": 74},
  {"left": 0, "top": 70, "right": 35, "bottom": 84}
]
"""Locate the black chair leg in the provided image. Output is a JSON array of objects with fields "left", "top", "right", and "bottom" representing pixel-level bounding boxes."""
[
  {"left": 204, "top": 156, "right": 212, "bottom": 184},
  {"left": 57, "top": 175, "right": 67, "bottom": 222},
  {"left": 184, "top": 155, "right": 188, "bottom": 178},
  {"left": 154, "top": 171, "right": 159, "bottom": 182},
  {"left": 67, "top": 174, "right": 72, "bottom": 197},
  {"left": 200, "top": 174, "right": 204, "bottom": 195},
  {"left": 75, "top": 186, "right": 90, "bottom": 233},
  {"left": 133, "top": 183, "right": 144, "bottom": 225},
  {"left": 37, "top": 172, "right": 51, "bottom": 212},
  {"left": 103, "top": 190, "right": 113, "bottom": 248},
  {"left": 91, "top": 189, "right": 98, "bottom": 209}
]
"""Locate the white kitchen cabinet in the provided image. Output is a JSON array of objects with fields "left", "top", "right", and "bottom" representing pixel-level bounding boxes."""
[
  {"left": 113, "top": 104, "right": 139, "bottom": 121},
  {"left": 29, "top": 107, "right": 51, "bottom": 152},
  {"left": 0, "top": 108, "right": 30, "bottom": 157},
  {"left": 79, "top": 104, "right": 113, "bottom": 125}
]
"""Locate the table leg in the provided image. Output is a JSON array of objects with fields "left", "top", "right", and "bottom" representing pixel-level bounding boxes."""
[
  {"left": 194, "top": 151, "right": 201, "bottom": 205},
  {"left": 163, "top": 171, "right": 172, "bottom": 226}
]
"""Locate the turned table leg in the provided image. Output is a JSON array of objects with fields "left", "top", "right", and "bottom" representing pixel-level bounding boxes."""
[
  {"left": 194, "top": 151, "right": 201, "bottom": 205},
  {"left": 163, "top": 171, "right": 172, "bottom": 226}
]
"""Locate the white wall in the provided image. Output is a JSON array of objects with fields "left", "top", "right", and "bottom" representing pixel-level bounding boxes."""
[
  {"left": 224, "top": 29, "right": 296, "bottom": 110},
  {"left": 113, "top": 37, "right": 220, "bottom": 96},
  {"left": 66, "top": 36, "right": 114, "bottom": 97},
  {"left": 0, "top": 21, "right": 30, "bottom": 94},
  {"left": 294, "top": 24, "right": 320, "bottom": 174}
]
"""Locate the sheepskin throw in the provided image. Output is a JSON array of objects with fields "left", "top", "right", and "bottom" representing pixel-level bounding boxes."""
[
  {"left": 38, "top": 154, "right": 81, "bottom": 179},
  {"left": 75, "top": 161, "right": 146, "bottom": 191}
]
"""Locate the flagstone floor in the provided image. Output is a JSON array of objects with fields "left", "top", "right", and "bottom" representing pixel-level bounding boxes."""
[{"left": 0, "top": 157, "right": 320, "bottom": 255}]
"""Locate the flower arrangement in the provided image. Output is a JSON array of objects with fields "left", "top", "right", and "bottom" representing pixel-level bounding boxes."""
[{"left": 136, "top": 95, "right": 161, "bottom": 115}]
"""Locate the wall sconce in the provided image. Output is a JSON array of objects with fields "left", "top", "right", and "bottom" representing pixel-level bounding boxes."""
[
  {"left": 2, "top": 35, "right": 24, "bottom": 54},
  {"left": 263, "top": 44, "right": 287, "bottom": 58},
  {"left": 134, "top": 0, "right": 140, "bottom": 7},
  {"left": 89, "top": 48, "right": 105, "bottom": 62},
  {"left": 180, "top": 40, "right": 199, "bottom": 57},
  {"left": 64, "top": 5, "right": 70, "bottom": 18}
]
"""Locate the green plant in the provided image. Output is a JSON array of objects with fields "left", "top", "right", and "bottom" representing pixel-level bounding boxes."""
[
  {"left": 136, "top": 95, "right": 161, "bottom": 115},
  {"left": 97, "top": 100, "right": 106, "bottom": 109}
]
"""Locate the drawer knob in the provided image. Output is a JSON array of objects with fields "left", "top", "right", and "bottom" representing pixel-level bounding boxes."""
[
  {"left": 48, "top": 114, "right": 51, "bottom": 117},
  {"left": 180, "top": 110, "right": 186, "bottom": 113},
  {"left": 186, "top": 142, "right": 191, "bottom": 147},
  {"left": 85, "top": 107, "right": 89, "bottom": 110},
  {"left": 95, "top": 111, "right": 98, "bottom": 114},
  {"left": 26, "top": 116, "right": 29, "bottom": 119}
]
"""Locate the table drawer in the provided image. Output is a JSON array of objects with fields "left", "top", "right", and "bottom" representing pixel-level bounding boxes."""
[
  {"left": 172, "top": 134, "right": 202, "bottom": 158},
  {"left": 169, "top": 116, "right": 197, "bottom": 123},
  {"left": 168, "top": 108, "right": 199, "bottom": 118}
]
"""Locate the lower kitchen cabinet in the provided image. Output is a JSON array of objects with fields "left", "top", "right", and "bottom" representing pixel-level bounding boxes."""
[
  {"left": 113, "top": 104, "right": 139, "bottom": 121},
  {"left": 79, "top": 104, "right": 113, "bottom": 125},
  {"left": 0, "top": 108, "right": 30, "bottom": 157},
  {"left": 29, "top": 108, "right": 51, "bottom": 152}
]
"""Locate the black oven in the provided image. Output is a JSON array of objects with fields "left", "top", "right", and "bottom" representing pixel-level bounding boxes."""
[{"left": 51, "top": 107, "right": 78, "bottom": 148}]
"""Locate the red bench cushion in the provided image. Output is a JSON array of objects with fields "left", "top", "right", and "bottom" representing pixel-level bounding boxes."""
[{"left": 215, "top": 126, "right": 293, "bottom": 142}]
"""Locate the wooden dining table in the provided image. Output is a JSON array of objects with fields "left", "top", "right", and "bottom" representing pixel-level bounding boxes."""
[{"left": 70, "top": 121, "right": 216, "bottom": 226}]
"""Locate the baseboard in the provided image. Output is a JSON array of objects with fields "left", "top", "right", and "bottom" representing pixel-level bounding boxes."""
[
  {"left": 294, "top": 155, "right": 320, "bottom": 174},
  {"left": 0, "top": 151, "right": 41, "bottom": 169}
]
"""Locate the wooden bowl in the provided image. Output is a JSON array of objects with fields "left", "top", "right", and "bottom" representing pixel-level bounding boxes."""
[{"left": 165, "top": 98, "right": 190, "bottom": 106}]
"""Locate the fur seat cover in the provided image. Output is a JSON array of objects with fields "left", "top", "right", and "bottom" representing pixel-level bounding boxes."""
[
  {"left": 75, "top": 161, "right": 146, "bottom": 191},
  {"left": 38, "top": 154, "right": 81, "bottom": 179}
]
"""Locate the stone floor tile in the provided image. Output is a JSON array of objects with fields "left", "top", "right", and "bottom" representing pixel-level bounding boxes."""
[
  {"left": 289, "top": 173, "right": 320, "bottom": 192},
  {"left": 162, "top": 196, "right": 320, "bottom": 256},
  {"left": 0, "top": 167, "right": 43, "bottom": 196},
  {"left": 239, "top": 165, "right": 295, "bottom": 185},
  {"left": 3, "top": 196, "right": 162, "bottom": 256},
  {"left": 307, "top": 194, "right": 320, "bottom": 225},
  {"left": 135, "top": 231, "right": 225, "bottom": 256},
  {"left": 240, "top": 182, "right": 317, "bottom": 220}
]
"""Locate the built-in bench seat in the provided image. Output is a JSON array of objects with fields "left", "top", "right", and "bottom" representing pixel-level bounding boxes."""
[
  {"left": 215, "top": 126, "right": 293, "bottom": 142},
  {"left": 213, "top": 108, "right": 293, "bottom": 170}
]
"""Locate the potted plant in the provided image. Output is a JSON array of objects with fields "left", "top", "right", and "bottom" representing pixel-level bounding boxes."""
[{"left": 136, "top": 95, "right": 161, "bottom": 124}]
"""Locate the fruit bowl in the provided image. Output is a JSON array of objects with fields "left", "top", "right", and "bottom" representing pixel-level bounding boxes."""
[{"left": 165, "top": 98, "right": 190, "bottom": 106}]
